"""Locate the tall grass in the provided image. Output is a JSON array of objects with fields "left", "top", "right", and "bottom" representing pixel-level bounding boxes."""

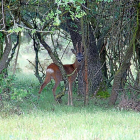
[{"left": 0, "top": 74, "right": 140, "bottom": 140}]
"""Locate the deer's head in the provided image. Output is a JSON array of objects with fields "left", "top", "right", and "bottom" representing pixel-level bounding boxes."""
[{"left": 71, "top": 42, "right": 84, "bottom": 63}]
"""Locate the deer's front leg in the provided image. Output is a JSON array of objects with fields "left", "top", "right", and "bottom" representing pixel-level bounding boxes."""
[{"left": 68, "top": 82, "right": 73, "bottom": 106}]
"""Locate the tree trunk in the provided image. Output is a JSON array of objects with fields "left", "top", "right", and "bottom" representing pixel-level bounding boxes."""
[
  {"left": 0, "top": 34, "right": 4, "bottom": 60},
  {"left": 109, "top": 3, "right": 140, "bottom": 105},
  {"left": 0, "top": 35, "right": 12, "bottom": 73},
  {"left": 33, "top": 36, "right": 43, "bottom": 84},
  {"left": 99, "top": 41, "right": 108, "bottom": 82},
  {"left": 81, "top": 15, "right": 89, "bottom": 105},
  {"left": 66, "top": 13, "right": 103, "bottom": 98},
  {"left": 13, "top": 32, "right": 21, "bottom": 75},
  {"left": 65, "top": 13, "right": 85, "bottom": 96},
  {"left": 0, "top": 1, "right": 12, "bottom": 74},
  {"left": 87, "top": 25, "right": 103, "bottom": 95},
  {"left": 136, "top": 44, "right": 140, "bottom": 86}
]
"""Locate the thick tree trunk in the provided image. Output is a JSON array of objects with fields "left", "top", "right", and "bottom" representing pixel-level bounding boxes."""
[
  {"left": 110, "top": 69, "right": 129, "bottom": 105},
  {"left": 0, "top": 35, "right": 12, "bottom": 73},
  {"left": 109, "top": 47, "right": 132, "bottom": 105},
  {"left": 65, "top": 14, "right": 85, "bottom": 95},
  {"left": 66, "top": 14, "right": 102, "bottom": 97},
  {"left": 87, "top": 26, "right": 103, "bottom": 95}
]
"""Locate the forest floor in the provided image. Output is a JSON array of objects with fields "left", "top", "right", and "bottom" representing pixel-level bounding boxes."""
[{"left": 0, "top": 74, "right": 140, "bottom": 140}]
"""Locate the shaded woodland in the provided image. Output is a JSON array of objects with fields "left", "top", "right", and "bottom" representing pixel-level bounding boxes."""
[{"left": 0, "top": 0, "right": 140, "bottom": 110}]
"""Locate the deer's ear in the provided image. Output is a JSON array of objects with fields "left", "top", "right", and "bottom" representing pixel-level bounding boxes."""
[{"left": 71, "top": 49, "right": 76, "bottom": 54}]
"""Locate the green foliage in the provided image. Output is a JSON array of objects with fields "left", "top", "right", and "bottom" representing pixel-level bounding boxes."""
[
  {"left": 11, "top": 88, "right": 29, "bottom": 101},
  {"left": 96, "top": 82, "right": 110, "bottom": 98},
  {"left": 31, "top": 29, "right": 36, "bottom": 34},
  {"left": 96, "top": 0, "right": 112, "bottom": 2},
  {"left": 96, "top": 90, "right": 110, "bottom": 98},
  {"left": 8, "top": 27, "right": 24, "bottom": 33},
  {"left": 0, "top": 32, "right": 4, "bottom": 43},
  {"left": 55, "top": 0, "right": 85, "bottom": 4},
  {"left": 46, "top": 10, "right": 55, "bottom": 20},
  {"left": 0, "top": 74, "right": 34, "bottom": 113},
  {"left": 53, "top": 15, "right": 61, "bottom": 26},
  {"left": 52, "top": 0, "right": 86, "bottom": 26},
  {"left": 0, "top": 74, "right": 14, "bottom": 97}
]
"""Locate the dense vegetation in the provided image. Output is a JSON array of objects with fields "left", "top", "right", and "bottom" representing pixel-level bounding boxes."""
[{"left": 0, "top": 0, "right": 140, "bottom": 139}]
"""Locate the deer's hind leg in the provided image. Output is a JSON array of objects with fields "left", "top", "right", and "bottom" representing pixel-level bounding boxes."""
[
  {"left": 38, "top": 74, "right": 51, "bottom": 94},
  {"left": 52, "top": 79, "right": 60, "bottom": 100}
]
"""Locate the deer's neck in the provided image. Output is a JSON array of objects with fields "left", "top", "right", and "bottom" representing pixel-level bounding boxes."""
[{"left": 72, "top": 59, "right": 81, "bottom": 72}]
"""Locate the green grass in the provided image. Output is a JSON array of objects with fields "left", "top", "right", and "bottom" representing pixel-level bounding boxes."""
[
  {"left": 1, "top": 107, "right": 140, "bottom": 140},
  {"left": 0, "top": 74, "right": 140, "bottom": 140}
]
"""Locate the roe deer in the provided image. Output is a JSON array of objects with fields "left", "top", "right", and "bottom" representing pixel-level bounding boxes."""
[{"left": 38, "top": 42, "right": 84, "bottom": 105}]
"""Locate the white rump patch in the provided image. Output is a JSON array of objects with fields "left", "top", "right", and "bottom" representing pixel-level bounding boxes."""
[{"left": 46, "top": 68, "right": 54, "bottom": 74}]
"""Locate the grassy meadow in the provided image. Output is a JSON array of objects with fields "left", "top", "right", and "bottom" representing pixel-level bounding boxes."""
[
  {"left": 0, "top": 74, "right": 140, "bottom": 140},
  {"left": 0, "top": 38, "right": 140, "bottom": 140}
]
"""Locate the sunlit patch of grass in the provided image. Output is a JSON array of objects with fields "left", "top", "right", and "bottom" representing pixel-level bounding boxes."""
[{"left": 0, "top": 107, "right": 140, "bottom": 140}]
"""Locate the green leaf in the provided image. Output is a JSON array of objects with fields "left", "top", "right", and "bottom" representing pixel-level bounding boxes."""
[
  {"left": 53, "top": 16, "right": 61, "bottom": 26},
  {"left": 32, "top": 29, "right": 36, "bottom": 34}
]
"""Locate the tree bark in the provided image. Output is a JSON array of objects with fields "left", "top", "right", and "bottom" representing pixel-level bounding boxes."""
[
  {"left": 0, "top": 34, "right": 4, "bottom": 60},
  {"left": 87, "top": 25, "right": 103, "bottom": 95},
  {"left": 81, "top": 15, "right": 89, "bottom": 105},
  {"left": 33, "top": 35, "right": 43, "bottom": 84},
  {"left": 13, "top": 32, "right": 21, "bottom": 75},
  {"left": 66, "top": 13, "right": 103, "bottom": 98},
  {"left": 0, "top": 35, "right": 12, "bottom": 73},
  {"left": 65, "top": 13, "right": 85, "bottom": 96},
  {"left": 109, "top": 46, "right": 132, "bottom": 105}
]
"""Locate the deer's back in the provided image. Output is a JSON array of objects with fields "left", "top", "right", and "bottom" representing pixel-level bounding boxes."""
[{"left": 47, "top": 63, "right": 77, "bottom": 82}]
